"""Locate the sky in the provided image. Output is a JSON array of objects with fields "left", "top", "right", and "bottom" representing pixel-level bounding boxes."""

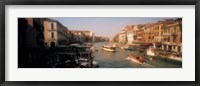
[{"left": 51, "top": 17, "right": 177, "bottom": 38}]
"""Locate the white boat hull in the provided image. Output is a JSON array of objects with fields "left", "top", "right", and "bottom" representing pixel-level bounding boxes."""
[
  {"left": 102, "top": 47, "right": 115, "bottom": 52},
  {"left": 147, "top": 49, "right": 156, "bottom": 56}
]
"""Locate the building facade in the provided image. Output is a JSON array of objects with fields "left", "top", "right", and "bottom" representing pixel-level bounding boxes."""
[
  {"left": 82, "top": 31, "right": 95, "bottom": 42},
  {"left": 136, "top": 25, "right": 145, "bottom": 43},
  {"left": 43, "top": 18, "right": 58, "bottom": 48},
  {"left": 162, "top": 21, "right": 182, "bottom": 52},
  {"left": 18, "top": 18, "right": 45, "bottom": 67},
  {"left": 126, "top": 27, "right": 134, "bottom": 44},
  {"left": 43, "top": 18, "right": 69, "bottom": 48},
  {"left": 114, "top": 18, "right": 182, "bottom": 53},
  {"left": 119, "top": 31, "right": 127, "bottom": 44}
]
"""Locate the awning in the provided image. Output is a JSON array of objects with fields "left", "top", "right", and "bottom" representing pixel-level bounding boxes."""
[
  {"left": 144, "top": 43, "right": 153, "bottom": 46},
  {"left": 155, "top": 43, "right": 161, "bottom": 46}
]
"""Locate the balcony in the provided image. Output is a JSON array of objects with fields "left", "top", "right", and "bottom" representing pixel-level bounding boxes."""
[
  {"left": 163, "top": 33, "right": 170, "bottom": 36},
  {"left": 162, "top": 42, "right": 170, "bottom": 45}
]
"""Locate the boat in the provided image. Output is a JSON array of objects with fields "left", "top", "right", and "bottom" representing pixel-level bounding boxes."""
[
  {"left": 169, "top": 52, "right": 182, "bottom": 61},
  {"left": 90, "top": 46, "right": 97, "bottom": 52},
  {"left": 125, "top": 47, "right": 136, "bottom": 51},
  {"left": 137, "top": 46, "right": 145, "bottom": 52},
  {"left": 112, "top": 44, "right": 118, "bottom": 48},
  {"left": 80, "top": 61, "right": 99, "bottom": 68},
  {"left": 126, "top": 54, "right": 146, "bottom": 64},
  {"left": 120, "top": 45, "right": 129, "bottom": 50},
  {"left": 146, "top": 48, "right": 157, "bottom": 56},
  {"left": 84, "top": 43, "right": 93, "bottom": 48},
  {"left": 121, "top": 45, "right": 136, "bottom": 51},
  {"left": 101, "top": 45, "right": 116, "bottom": 52},
  {"left": 149, "top": 57, "right": 155, "bottom": 61},
  {"left": 56, "top": 44, "right": 96, "bottom": 68},
  {"left": 120, "top": 46, "right": 125, "bottom": 49}
]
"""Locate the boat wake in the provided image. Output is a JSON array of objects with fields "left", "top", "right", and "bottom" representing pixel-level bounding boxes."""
[{"left": 125, "top": 57, "right": 155, "bottom": 68}]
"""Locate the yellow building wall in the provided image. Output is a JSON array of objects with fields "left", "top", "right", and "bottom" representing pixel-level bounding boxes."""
[
  {"left": 43, "top": 20, "right": 58, "bottom": 47},
  {"left": 168, "top": 23, "right": 181, "bottom": 44}
]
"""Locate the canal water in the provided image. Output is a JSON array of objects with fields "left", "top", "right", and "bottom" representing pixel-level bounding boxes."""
[{"left": 93, "top": 42, "right": 182, "bottom": 68}]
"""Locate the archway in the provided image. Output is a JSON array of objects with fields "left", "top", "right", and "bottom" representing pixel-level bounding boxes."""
[{"left": 50, "top": 41, "right": 56, "bottom": 50}]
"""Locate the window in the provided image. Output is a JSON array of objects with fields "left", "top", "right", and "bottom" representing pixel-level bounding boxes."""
[
  {"left": 173, "top": 36, "right": 176, "bottom": 43},
  {"left": 51, "top": 32, "right": 54, "bottom": 38},
  {"left": 168, "top": 37, "right": 170, "bottom": 42},
  {"left": 51, "top": 23, "right": 54, "bottom": 30}
]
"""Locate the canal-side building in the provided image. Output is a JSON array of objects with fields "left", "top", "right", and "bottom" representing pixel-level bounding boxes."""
[
  {"left": 136, "top": 25, "right": 145, "bottom": 43},
  {"left": 113, "top": 33, "right": 120, "bottom": 43},
  {"left": 95, "top": 36, "right": 109, "bottom": 42},
  {"left": 126, "top": 31, "right": 134, "bottom": 44},
  {"left": 143, "top": 23, "right": 155, "bottom": 43},
  {"left": 18, "top": 18, "right": 45, "bottom": 67},
  {"left": 82, "top": 30, "right": 95, "bottom": 42},
  {"left": 152, "top": 23, "right": 162, "bottom": 43},
  {"left": 70, "top": 30, "right": 95, "bottom": 43},
  {"left": 123, "top": 25, "right": 141, "bottom": 45},
  {"left": 162, "top": 20, "right": 182, "bottom": 52},
  {"left": 153, "top": 20, "right": 175, "bottom": 43},
  {"left": 113, "top": 18, "right": 182, "bottom": 53},
  {"left": 143, "top": 24, "right": 150, "bottom": 43},
  {"left": 43, "top": 18, "right": 58, "bottom": 48},
  {"left": 118, "top": 30, "right": 127, "bottom": 44},
  {"left": 63, "top": 29, "right": 74, "bottom": 45},
  {"left": 70, "top": 30, "right": 86, "bottom": 43},
  {"left": 43, "top": 18, "right": 69, "bottom": 48},
  {"left": 149, "top": 24, "right": 156, "bottom": 43},
  {"left": 125, "top": 25, "right": 135, "bottom": 44}
]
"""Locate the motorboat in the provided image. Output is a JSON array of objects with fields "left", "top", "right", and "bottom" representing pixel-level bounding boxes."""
[
  {"left": 126, "top": 54, "right": 146, "bottom": 64},
  {"left": 101, "top": 45, "right": 116, "bottom": 52},
  {"left": 125, "top": 47, "right": 136, "bottom": 51}
]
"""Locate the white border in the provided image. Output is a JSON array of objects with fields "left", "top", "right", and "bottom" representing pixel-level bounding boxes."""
[{"left": 5, "top": 5, "right": 195, "bottom": 81}]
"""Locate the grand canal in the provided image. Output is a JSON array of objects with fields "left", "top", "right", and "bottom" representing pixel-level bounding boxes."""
[{"left": 93, "top": 42, "right": 182, "bottom": 68}]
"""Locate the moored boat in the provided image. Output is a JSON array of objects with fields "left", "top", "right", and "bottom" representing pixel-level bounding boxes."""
[
  {"left": 56, "top": 44, "right": 98, "bottom": 68},
  {"left": 146, "top": 48, "right": 157, "bottom": 56}
]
